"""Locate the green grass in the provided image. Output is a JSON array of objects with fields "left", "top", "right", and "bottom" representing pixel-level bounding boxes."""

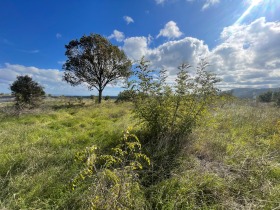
[
  {"left": 153, "top": 100, "right": 280, "bottom": 209},
  {"left": 1, "top": 98, "right": 280, "bottom": 209},
  {"left": 0, "top": 99, "right": 134, "bottom": 209}
]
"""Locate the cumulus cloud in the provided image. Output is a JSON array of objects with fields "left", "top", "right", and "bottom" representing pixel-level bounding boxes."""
[
  {"left": 122, "top": 17, "right": 280, "bottom": 89},
  {"left": 1, "top": 18, "right": 279, "bottom": 95},
  {"left": 148, "top": 37, "right": 209, "bottom": 74},
  {"left": 123, "top": 37, "right": 149, "bottom": 61},
  {"left": 108, "top": 30, "right": 125, "bottom": 42},
  {"left": 157, "top": 21, "right": 183, "bottom": 39},
  {"left": 0, "top": 63, "right": 65, "bottom": 94},
  {"left": 208, "top": 17, "right": 280, "bottom": 89},
  {"left": 123, "top": 35, "right": 209, "bottom": 74},
  {"left": 123, "top": 16, "right": 134, "bottom": 24}
]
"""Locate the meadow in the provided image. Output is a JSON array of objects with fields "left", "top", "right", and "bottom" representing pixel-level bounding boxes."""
[{"left": 1, "top": 97, "right": 280, "bottom": 209}]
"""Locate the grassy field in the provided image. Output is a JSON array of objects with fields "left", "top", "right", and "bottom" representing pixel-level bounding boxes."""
[
  {"left": 1, "top": 98, "right": 280, "bottom": 209},
  {"left": 0, "top": 98, "right": 134, "bottom": 209}
]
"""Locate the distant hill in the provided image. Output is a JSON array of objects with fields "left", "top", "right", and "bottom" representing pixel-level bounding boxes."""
[{"left": 225, "top": 88, "right": 280, "bottom": 99}]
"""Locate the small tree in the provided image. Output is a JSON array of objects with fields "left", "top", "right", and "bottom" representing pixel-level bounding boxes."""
[
  {"left": 258, "top": 91, "right": 273, "bottom": 103},
  {"left": 10, "top": 75, "right": 45, "bottom": 109},
  {"left": 131, "top": 58, "right": 220, "bottom": 184},
  {"left": 115, "top": 89, "right": 136, "bottom": 103},
  {"left": 63, "top": 34, "right": 132, "bottom": 103}
]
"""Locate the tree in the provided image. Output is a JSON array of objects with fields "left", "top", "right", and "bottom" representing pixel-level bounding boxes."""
[
  {"left": 63, "top": 34, "right": 132, "bottom": 103},
  {"left": 258, "top": 91, "right": 273, "bottom": 103},
  {"left": 10, "top": 75, "right": 45, "bottom": 109},
  {"left": 115, "top": 89, "right": 136, "bottom": 103}
]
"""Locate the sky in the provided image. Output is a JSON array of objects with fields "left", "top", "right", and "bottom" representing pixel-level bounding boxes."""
[{"left": 0, "top": 0, "right": 280, "bottom": 96}]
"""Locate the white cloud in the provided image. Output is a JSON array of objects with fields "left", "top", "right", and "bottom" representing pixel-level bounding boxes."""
[
  {"left": 202, "top": 0, "right": 220, "bottom": 10},
  {"left": 123, "top": 35, "right": 209, "bottom": 72},
  {"left": 157, "top": 21, "right": 183, "bottom": 39},
  {"left": 0, "top": 64, "right": 93, "bottom": 95},
  {"left": 208, "top": 17, "right": 280, "bottom": 89},
  {"left": 0, "top": 63, "right": 126, "bottom": 95},
  {"left": 108, "top": 30, "right": 125, "bottom": 42},
  {"left": 123, "top": 37, "right": 149, "bottom": 61},
  {"left": 123, "top": 16, "right": 134, "bottom": 24},
  {"left": 0, "top": 63, "right": 65, "bottom": 94},
  {"left": 2, "top": 18, "right": 279, "bottom": 95},
  {"left": 56, "top": 33, "right": 62, "bottom": 39},
  {"left": 122, "top": 17, "right": 280, "bottom": 89},
  {"left": 148, "top": 37, "right": 209, "bottom": 74}
]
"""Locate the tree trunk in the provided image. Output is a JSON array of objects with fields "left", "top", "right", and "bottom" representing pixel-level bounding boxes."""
[{"left": 98, "top": 89, "right": 102, "bottom": 103}]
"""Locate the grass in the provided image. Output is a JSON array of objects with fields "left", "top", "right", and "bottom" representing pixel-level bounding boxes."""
[
  {"left": 1, "top": 98, "right": 280, "bottom": 209},
  {"left": 153, "top": 100, "right": 280, "bottom": 209},
  {"left": 0, "top": 98, "right": 134, "bottom": 209}
]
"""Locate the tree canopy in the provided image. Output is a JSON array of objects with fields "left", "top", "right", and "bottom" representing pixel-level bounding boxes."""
[
  {"left": 10, "top": 75, "right": 45, "bottom": 109},
  {"left": 63, "top": 34, "right": 132, "bottom": 103}
]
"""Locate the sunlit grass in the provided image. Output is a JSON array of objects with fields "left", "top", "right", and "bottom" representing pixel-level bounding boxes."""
[
  {"left": 0, "top": 99, "right": 134, "bottom": 209},
  {"left": 1, "top": 98, "right": 280, "bottom": 209},
  {"left": 163, "top": 100, "right": 280, "bottom": 209}
]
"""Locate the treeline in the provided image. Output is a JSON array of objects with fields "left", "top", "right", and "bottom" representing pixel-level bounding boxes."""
[{"left": 258, "top": 90, "right": 280, "bottom": 106}]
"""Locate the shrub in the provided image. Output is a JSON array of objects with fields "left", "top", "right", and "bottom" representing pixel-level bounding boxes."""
[
  {"left": 258, "top": 90, "right": 280, "bottom": 107},
  {"left": 72, "top": 129, "right": 150, "bottom": 209},
  {"left": 258, "top": 91, "right": 273, "bottom": 102},
  {"left": 104, "top": 95, "right": 110, "bottom": 101},
  {"left": 131, "top": 58, "right": 220, "bottom": 183},
  {"left": 10, "top": 75, "right": 45, "bottom": 109},
  {"left": 115, "top": 89, "right": 136, "bottom": 103}
]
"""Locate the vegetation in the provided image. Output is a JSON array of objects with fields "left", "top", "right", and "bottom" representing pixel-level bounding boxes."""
[
  {"left": 72, "top": 128, "right": 150, "bottom": 209},
  {"left": 258, "top": 91, "right": 273, "bottom": 102},
  {"left": 0, "top": 99, "right": 133, "bottom": 209},
  {"left": 273, "top": 91, "right": 280, "bottom": 106},
  {"left": 115, "top": 89, "right": 136, "bottom": 103},
  {"left": 258, "top": 90, "right": 280, "bottom": 107},
  {"left": 130, "top": 59, "right": 220, "bottom": 184},
  {"left": 0, "top": 95, "right": 280, "bottom": 209},
  {"left": 2, "top": 52, "right": 280, "bottom": 209},
  {"left": 63, "top": 34, "right": 132, "bottom": 103},
  {"left": 10, "top": 75, "right": 45, "bottom": 110}
]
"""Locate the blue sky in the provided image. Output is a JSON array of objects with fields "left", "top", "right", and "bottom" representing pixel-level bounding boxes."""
[{"left": 1, "top": 0, "right": 280, "bottom": 95}]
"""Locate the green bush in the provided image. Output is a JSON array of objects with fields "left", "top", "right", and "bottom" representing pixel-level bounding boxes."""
[
  {"left": 258, "top": 91, "right": 273, "bottom": 102},
  {"left": 72, "top": 129, "right": 150, "bottom": 209},
  {"left": 258, "top": 90, "right": 280, "bottom": 107},
  {"left": 131, "top": 58, "right": 220, "bottom": 183},
  {"left": 115, "top": 89, "right": 136, "bottom": 103},
  {"left": 10, "top": 75, "right": 45, "bottom": 109},
  {"left": 103, "top": 95, "right": 110, "bottom": 101}
]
